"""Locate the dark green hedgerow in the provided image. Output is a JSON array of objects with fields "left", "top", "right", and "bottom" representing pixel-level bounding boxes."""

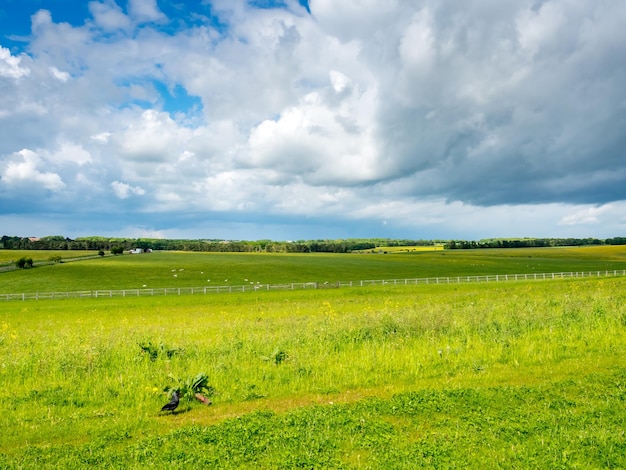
[{"left": 3, "top": 369, "right": 625, "bottom": 469}]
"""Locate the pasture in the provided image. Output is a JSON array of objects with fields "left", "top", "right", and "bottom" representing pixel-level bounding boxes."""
[
  {"left": 353, "top": 245, "right": 445, "bottom": 253},
  {"left": 0, "top": 250, "right": 102, "bottom": 267},
  {"left": 1, "top": 245, "right": 626, "bottom": 295},
  {"left": 0, "top": 247, "right": 625, "bottom": 467}
]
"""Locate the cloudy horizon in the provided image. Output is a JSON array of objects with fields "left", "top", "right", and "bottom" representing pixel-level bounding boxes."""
[{"left": 1, "top": 0, "right": 625, "bottom": 241}]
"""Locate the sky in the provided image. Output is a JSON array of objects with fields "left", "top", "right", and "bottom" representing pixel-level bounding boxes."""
[{"left": 1, "top": 0, "right": 625, "bottom": 241}]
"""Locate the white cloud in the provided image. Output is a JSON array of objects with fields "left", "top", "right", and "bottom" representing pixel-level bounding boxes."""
[
  {"left": 128, "top": 0, "right": 166, "bottom": 23},
  {"left": 91, "top": 132, "right": 111, "bottom": 143},
  {"left": 246, "top": 70, "right": 380, "bottom": 185},
  {"left": 329, "top": 70, "right": 351, "bottom": 93},
  {"left": 111, "top": 180, "right": 146, "bottom": 199},
  {"left": 116, "top": 110, "right": 193, "bottom": 164},
  {"left": 2, "top": 149, "right": 65, "bottom": 191},
  {"left": 0, "top": 47, "right": 30, "bottom": 79},
  {"left": 399, "top": 9, "right": 436, "bottom": 75},
  {"left": 88, "top": 0, "right": 132, "bottom": 31},
  {"left": 49, "top": 142, "right": 93, "bottom": 166},
  {"left": 49, "top": 66, "right": 71, "bottom": 82},
  {"left": 516, "top": 2, "right": 567, "bottom": 57},
  {"left": 559, "top": 205, "right": 613, "bottom": 226}
]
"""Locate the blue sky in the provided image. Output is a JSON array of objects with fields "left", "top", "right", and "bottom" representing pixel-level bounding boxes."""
[{"left": 1, "top": 0, "right": 625, "bottom": 241}]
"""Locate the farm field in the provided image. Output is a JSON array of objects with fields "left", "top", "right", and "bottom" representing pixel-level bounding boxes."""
[
  {"left": 353, "top": 245, "right": 445, "bottom": 253},
  {"left": 1, "top": 245, "right": 626, "bottom": 295},
  {"left": 0, "top": 250, "right": 102, "bottom": 266},
  {"left": 0, "top": 272, "right": 625, "bottom": 467}
]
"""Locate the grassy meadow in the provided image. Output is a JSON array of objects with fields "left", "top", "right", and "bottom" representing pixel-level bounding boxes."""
[
  {"left": 0, "top": 250, "right": 102, "bottom": 267},
  {"left": 353, "top": 245, "right": 445, "bottom": 253},
  {"left": 1, "top": 245, "right": 626, "bottom": 294},
  {"left": 0, "top": 247, "right": 625, "bottom": 467}
]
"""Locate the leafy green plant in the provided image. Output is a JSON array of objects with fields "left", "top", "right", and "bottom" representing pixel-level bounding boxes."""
[
  {"left": 164, "top": 372, "right": 215, "bottom": 404},
  {"left": 261, "top": 348, "right": 289, "bottom": 365},
  {"left": 138, "top": 341, "right": 183, "bottom": 361},
  {"left": 242, "top": 384, "right": 266, "bottom": 401}
]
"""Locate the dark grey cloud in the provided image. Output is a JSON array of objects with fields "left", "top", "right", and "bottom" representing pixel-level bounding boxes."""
[{"left": 347, "top": 0, "right": 626, "bottom": 206}]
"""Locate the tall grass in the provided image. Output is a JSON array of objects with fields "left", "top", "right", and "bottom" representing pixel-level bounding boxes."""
[{"left": 1, "top": 276, "right": 625, "bottom": 467}]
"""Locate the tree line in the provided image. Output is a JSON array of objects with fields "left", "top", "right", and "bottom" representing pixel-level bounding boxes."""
[
  {"left": 444, "top": 237, "right": 626, "bottom": 249},
  {"left": 1, "top": 235, "right": 624, "bottom": 254},
  {"left": 0, "top": 235, "right": 436, "bottom": 253}
]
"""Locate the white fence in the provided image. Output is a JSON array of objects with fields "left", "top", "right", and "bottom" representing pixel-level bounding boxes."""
[{"left": 2, "top": 269, "right": 625, "bottom": 302}]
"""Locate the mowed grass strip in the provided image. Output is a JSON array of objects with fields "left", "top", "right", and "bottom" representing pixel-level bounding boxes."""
[
  {"left": 0, "top": 276, "right": 625, "bottom": 467},
  {"left": 1, "top": 245, "right": 626, "bottom": 294}
]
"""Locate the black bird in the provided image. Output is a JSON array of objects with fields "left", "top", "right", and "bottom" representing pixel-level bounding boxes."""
[{"left": 161, "top": 390, "right": 179, "bottom": 412}]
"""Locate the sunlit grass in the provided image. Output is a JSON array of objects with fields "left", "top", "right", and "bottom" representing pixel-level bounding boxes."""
[
  {"left": 0, "top": 250, "right": 101, "bottom": 266},
  {"left": 1, "top": 276, "right": 625, "bottom": 467},
  {"left": 353, "top": 245, "right": 445, "bottom": 253}
]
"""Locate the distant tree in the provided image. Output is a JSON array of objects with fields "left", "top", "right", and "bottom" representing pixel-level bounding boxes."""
[
  {"left": 98, "top": 250, "right": 105, "bottom": 257},
  {"left": 15, "top": 257, "right": 33, "bottom": 269},
  {"left": 111, "top": 246, "right": 124, "bottom": 255}
]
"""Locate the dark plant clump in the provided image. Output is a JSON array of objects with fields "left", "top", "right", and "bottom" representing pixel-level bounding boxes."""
[
  {"left": 15, "top": 257, "right": 33, "bottom": 269},
  {"left": 164, "top": 372, "right": 215, "bottom": 405},
  {"left": 138, "top": 342, "right": 183, "bottom": 361}
]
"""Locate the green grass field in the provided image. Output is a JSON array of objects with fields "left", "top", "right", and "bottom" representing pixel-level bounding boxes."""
[
  {"left": 1, "top": 247, "right": 625, "bottom": 467},
  {"left": 1, "top": 245, "right": 626, "bottom": 294},
  {"left": 0, "top": 250, "right": 102, "bottom": 267},
  {"left": 353, "top": 245, "right": 445, "bottom": 253}
]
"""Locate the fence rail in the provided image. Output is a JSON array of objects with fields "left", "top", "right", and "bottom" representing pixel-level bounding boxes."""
[{"left": 2, "top": 269, "right": 625, "bottom": 302}]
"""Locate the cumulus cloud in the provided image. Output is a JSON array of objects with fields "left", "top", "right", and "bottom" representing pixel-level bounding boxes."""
[
  {"left": 49, "top": 66, "right": 70, "bottom": 81},
  {"left": 0, "top": 0, "right": 625, "bottom": 239},
  {"left": 88, "top": 0, "right": 132, "bottom": 31},
  {"left": 49, "top": 142, "right": 93, "bottom": 166},
  {"left": 111, "top": 180, "right": 146, "bottom": 199},
  {"left": 559, "top": 205, "right": 614, "bottom": 226},
  {"left": 116, "top": 110, "right": 192, "bottom": 163},
  {"left": 0, "top": 46, "right": 30, "bottom": 79},
  {"left": 128, "top": 0, "right": 166, "bottom": 23},
  {"left": 1, "top": 149, "right": 65, "bottom": 191}
]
